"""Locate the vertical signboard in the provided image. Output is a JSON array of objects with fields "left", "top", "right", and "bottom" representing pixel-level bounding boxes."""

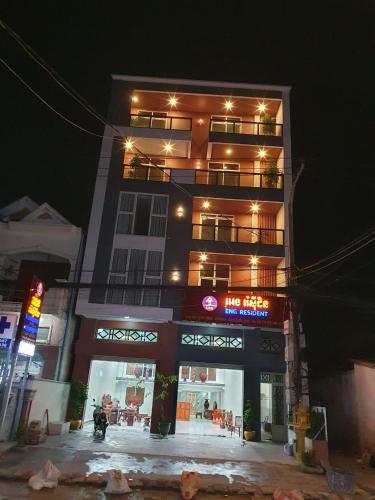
[{"left": 14, "top": 276, "right": 45, "bottom": 357}]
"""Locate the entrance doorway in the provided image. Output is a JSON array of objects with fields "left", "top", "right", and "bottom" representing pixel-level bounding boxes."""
[
  {"left": 84, "top": 359, "right": 156, "bottom": 432},
  {"left": 175, "top": 364, "right": 243, "bottom": 437},
  {"left": 260, "top": 372, "right": 287, "bottom": 442}
]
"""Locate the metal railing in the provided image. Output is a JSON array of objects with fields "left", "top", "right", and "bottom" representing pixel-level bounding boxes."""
[
  {"left": 123, "top": 164, "right": 284, "bottom": 189},
  {"left": 130, "top": 113, "right": 192, "bottom": 131},
  {"left": 192, "top": 223, "right": 284, "bottom": 245},
  {"left": 210, "top": 117, "right": 283, "bottom": 137}
]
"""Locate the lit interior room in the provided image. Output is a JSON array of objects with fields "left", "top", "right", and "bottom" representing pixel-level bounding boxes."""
[
  {"left": 175, "top": 365, "right": 243, "bottom": 437},
  {"left": 84, "top": 359, "right": 155, "bottom": 432}
]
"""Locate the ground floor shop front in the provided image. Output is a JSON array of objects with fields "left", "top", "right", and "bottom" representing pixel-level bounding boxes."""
[{"left": 73, "top": 318, "right": 287, "bottom": 441}]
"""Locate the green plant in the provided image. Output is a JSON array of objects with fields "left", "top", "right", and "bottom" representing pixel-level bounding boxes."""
[
  {"left": 306, "top": 409, "right": 325, "bottom": 439},
  {"left": 154, "top": 373, "right": 177, "bottom": 422},
  {"left": 69, "top": 379, "right": 88, "bottom": 420},
  {"left": 243, "top": 400, "right": 254, "bottom": 431},
  {"left": 261, "top": 113, "right": 276, "bottom": 135},
  {"left": 302, "top": 450, "right": 316, "bottom": 467},
  {"left": 128, "top": 154, "right": 144, "bottom": 178},
  {"left": 264, "top": 161, "right": 279, "bottom": 188}
]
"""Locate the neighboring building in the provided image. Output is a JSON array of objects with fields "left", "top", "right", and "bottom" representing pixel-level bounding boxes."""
[
  {"left": 74, "top": 76, "right": 292, "bottom": 440},
  {"left": 0, "top": 196, "right": 83, "bottom": 381}
]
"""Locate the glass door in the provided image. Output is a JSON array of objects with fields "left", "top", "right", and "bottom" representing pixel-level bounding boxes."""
[
  {"left": 208, "top": 162, "right": 240, "bottom": 186},
  {"left": 201, "top": 214, "right": 233, "bottom": 241}
]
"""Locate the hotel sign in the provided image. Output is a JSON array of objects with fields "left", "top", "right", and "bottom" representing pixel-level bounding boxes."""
[
  {"left": 183, "top": 291, "right": 285, "bottom": 328},
  {"left": 14, "top": 276, "right": 45, "bottom": 357}
]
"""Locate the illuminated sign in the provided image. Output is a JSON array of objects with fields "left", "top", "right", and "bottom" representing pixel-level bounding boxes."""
[
  {"left": 202, "top": 296, "right": 218, "bottom": 312},
  {"left": 182, "top": 291, "right": 285, "bottom": 328},
  {"left": 15, "top": 276, "right": 45, "bottom": 357},
  {"left": 223, "top": 294, "right": 270, "bottom": 318}
]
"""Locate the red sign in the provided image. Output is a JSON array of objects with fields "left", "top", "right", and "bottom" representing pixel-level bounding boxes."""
[
  {"left": 182, "top": 290, "right": 286, "bottom": 328},
  {"left": 15, "top": 276, "right": 45, "bottom": 356}
]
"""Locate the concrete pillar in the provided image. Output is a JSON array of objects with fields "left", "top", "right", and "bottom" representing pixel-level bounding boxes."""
[
  {"left": 150, "top": 359, "right": 179, "bottom": 435},
  {"left": 243, "top": 367, "right": 261, "bottom": 440}
]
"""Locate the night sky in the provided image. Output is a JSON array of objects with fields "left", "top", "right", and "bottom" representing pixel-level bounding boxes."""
[{"left": 1, "top": 2, "right": 375, "bottom": 377}]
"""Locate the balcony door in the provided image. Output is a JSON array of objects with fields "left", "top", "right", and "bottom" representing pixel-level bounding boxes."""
[
  {"left": 211, "top": 116, "right": 241, "bottom": 134},
  {"left": 200, "top": 263, "right": 230, "bottom": 289},
  {"left": 208, "top": 162, "right": 240, "bottom": 187},
  {"left": 201, "top": 214, "right": 233, "bottom": 241}
]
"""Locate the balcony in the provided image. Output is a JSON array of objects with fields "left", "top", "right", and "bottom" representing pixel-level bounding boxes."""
[
  {"left": 130, "top": 113, "right": 192, "bottom": 131},
  {"left": 187, "top": 251, "right": 286, "bottom": 291},
  {"left": 123, "top": 164, "right": 283, "bottom": 190},
  {"left": 210, "top": 117, "right": 283, "bottom": 137},
  {"left": 192, "top": 223, "right": 284, "bottom": 245}
]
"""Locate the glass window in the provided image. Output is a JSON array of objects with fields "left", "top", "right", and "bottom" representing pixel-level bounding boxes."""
[
  {"left": 36, "top": 327, "right": 51, "bottom": 344},
  {"left": 133, "top": 195, "right": 152, "bottom": 235}
]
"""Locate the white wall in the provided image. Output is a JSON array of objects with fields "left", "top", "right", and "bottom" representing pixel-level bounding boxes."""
[
  {"left": 28, "top": 379, "right": 70, "bottom": 423},
  {"left": 222, "top": 369, "right": 243, "bottom": 418}
]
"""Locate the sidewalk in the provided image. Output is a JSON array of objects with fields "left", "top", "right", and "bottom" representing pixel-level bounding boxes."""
[{"left": 0, "top": 425, "right": 373, "bottom": 497}]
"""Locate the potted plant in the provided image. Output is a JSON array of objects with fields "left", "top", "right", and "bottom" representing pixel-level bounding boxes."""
[
  {"left": 154, "top": 372, "right": 177, "bottom": 437},
  {"left": 264, "top": 161, "right": 279, "bottom": 188},
  {"left": 69, "top": 378, "right": 88, "bottom": 430},
  {"left": 243, "top": 400, "right": 256, "bottom": 441},
  {"left": 261, "top": 112, "right": 276, "bottom": 135},
  {"left": 128, "top": 154, "right": 146, "bottom": 179}
]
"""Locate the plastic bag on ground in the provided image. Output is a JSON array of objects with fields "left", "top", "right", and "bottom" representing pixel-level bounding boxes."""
[
  {"left": 104, "top": 469, "right": 132, "bottom": 495},
  {"left": 28, "top": 460, "right": 60, "bottom": 490},
  {"left": 181, "top": 471, "right": 201, "bottom": 499}
]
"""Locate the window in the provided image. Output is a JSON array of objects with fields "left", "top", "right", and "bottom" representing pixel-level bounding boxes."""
[
  {"left": 107, "top": 248, "right": 163, "bottom": 307},
  {"left": 36, "top": 326, "right": 51, "bottom": 344},
  {"left": 200, "top": 263, "right": 230, "bottom": 289},
  {"left": 208, "top": 162, "right": 240, "bottom": 186},
  {"left": 211, "top": 116, "right": 241, "bottom": 134},
  {"left": 200, "top": 214, "right": 233, "bottom": 241},
  {"left": 131, "top": 111, "right": 168, "bottom": 129},
  {"left": 116, "top": 192, "right": 168, "bottom": 237}
]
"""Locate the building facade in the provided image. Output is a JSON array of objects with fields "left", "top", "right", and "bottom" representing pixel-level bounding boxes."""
[{"left": 74, "top": 76, "right": 292, "bottom": 440}]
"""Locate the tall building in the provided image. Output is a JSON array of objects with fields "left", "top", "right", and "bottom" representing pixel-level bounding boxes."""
[{"left": 74, "top": 76, "right": 292, "bottom": 440}]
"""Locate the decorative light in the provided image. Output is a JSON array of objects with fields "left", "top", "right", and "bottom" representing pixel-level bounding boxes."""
[
  {"left": 176, "top": 206, "right": 184, "bottom": 217},
  {"left": 199, "top": 253, "right": 208, "bottom": 262},
  {"left": 163, "top": 141, "right": 174, "bottom": 154},
  {"left": 196, "top": 161, "right": 201, "bottom": 169},
  {"left": 168, "top": 95, "right": 178, "bottom": 107},
  {"left": 171, "top": 271, "right": 180, "bottom": 282},
  {"left": 250, "top": 256, "right": 258, "bottom": 266},
  {"left": 257, "top": 102, "right": 266, "bottom": 113},
  {"left": 257, "top": 148, "right": 267, "bottom": 159},
  {"left": 125, "top": 139, "right": 134, "bottom": 151},
  {"left": 250, "top": 203, "right": 260, "bottom": 213},
  {"left": 131, "top": 95, "right": 138, "bottom": 103},
  {"left": 224, "top": 99, "right": 234, "bottom": 111},
  {"left": 202, "top": 200, "right": 210, "bottom": 209},
  {"left": 226, "top": 148, "right": 232, "bottom": 155},
  {"left": 198, "top": 118, "right": 204, "bottom": 125}
]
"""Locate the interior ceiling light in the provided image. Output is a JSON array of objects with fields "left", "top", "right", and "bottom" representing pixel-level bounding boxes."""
[
  {"left": 199, "top": 253, "right": 208, "bottom": 262},
  {"left": 125, "top": 139, "right": 134, "bottom": 151},
  {"left": 257, "top": 148, "right": 267, "bottom": 159},
  {"left": 163, "top": 142, "right": 174, "bottom": 154},
  {"left": 250, "top": 256, "right": 258, "bottom": 266},
  {"left": 131, "top": 95, "right": 138, "bottom": 103},
  {"left": 202, "top": 200, "right": 210, "bottom": 209},
  {"left": 226, "top": 148, "right": 232, "bottom": 155},
  {"left": 250, "top": 203, "right": 260, "bottom": 213},
  {"left": 257, "top": 102, "right": 266, "bottom": 113},
  {"left": 168, "top": 95, "right": 178, "bottom": 107},
  {"left": 224, "top": 99, "right": 234, "bottom": 111}
]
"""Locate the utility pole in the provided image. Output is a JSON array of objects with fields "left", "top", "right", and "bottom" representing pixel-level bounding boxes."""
[{"left": 286, "top": 161, "right": 305, "bottom": 408}]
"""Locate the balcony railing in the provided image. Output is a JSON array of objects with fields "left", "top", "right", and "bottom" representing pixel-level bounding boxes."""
[
  {"left": 130, "top": 113, "right": 192, "bottom": 131},
  {"left": 123, "top": 164, "right": 284, "bottom": 189},
  {"left": 210, "top": 118, "right": 283, "bottom": 137},
  {"left": 192, "top": 223, "right": 284, "bottom": 245}
]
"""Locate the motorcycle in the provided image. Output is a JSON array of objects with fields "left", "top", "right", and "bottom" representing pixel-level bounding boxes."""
[{"left": 91, "top": 399, "right": 109, "bottom": 438}]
